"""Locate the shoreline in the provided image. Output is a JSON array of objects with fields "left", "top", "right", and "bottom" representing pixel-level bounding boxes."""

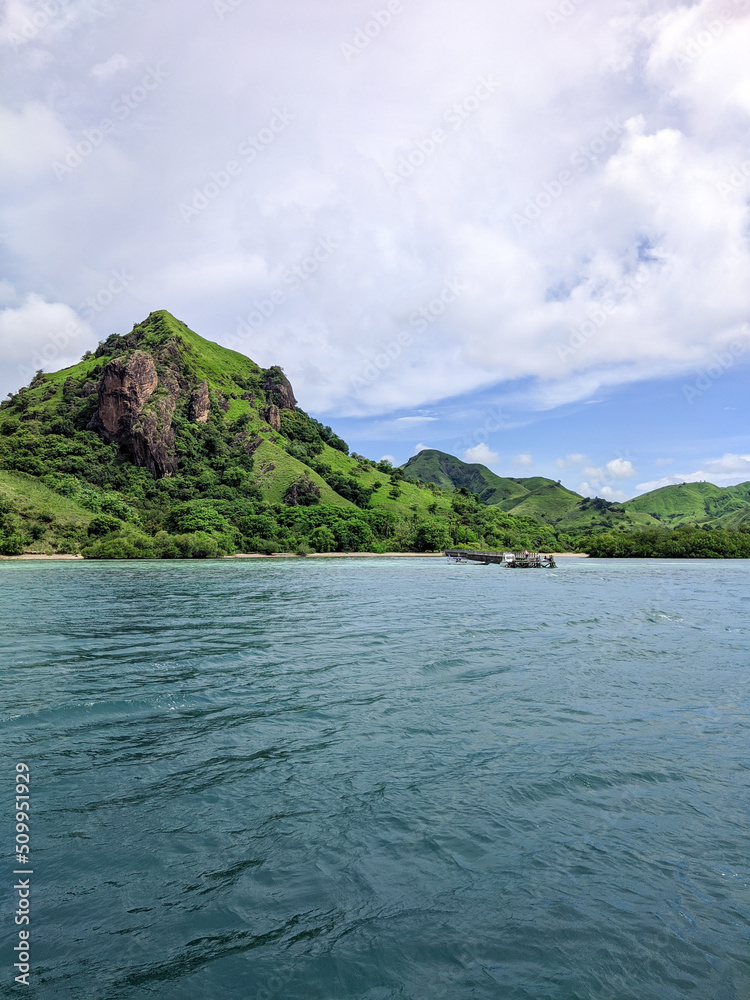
[
  {"left": 0, "top": 553, "right": 84, "bottom": 561},
  {"left": 1, "top": 551, "right": 589, "bottom": 562}
]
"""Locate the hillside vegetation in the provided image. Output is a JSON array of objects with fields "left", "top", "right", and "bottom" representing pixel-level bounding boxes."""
[
  {"left": 1, "top": 311, "right": 748, "bottom": 560},
  {"left": 405, "top": 449, "right": 750, "bottom": 544},
  {"left": 0, "top": 311, "right": 566, "bottom": 558}
]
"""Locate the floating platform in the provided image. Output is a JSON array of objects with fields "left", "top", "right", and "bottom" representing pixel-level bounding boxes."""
[{"left": 445, "top": 549, "right": 556, "bottom": 568}]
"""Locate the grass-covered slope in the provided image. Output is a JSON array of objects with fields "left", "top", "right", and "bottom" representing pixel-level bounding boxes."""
[
  {"left": 624, "top": 481, "right": 750, "bottom": 526},
  {"left": 402, "top": 449, "right": 662, "bottom": 533},
  {"left": 0, "top": 470, "right": 94, "bottom": 554},
  {"left": 402, "top": 449, "right": 529, "bottom": 505}
]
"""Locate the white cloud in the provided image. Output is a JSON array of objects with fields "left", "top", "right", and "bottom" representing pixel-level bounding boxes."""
[
  {"left": 556, "top": 454, "right": 587, "bottom": 470},
  {"left": 379, "top": 454, "right": 395, "bottom": 465},
  {"left": 599, "top": 486, "right": 629, "bottom": 502},
  {"left": 654, "top": 457, "right": 674, "bottom": 466},
  {"left": 90, "top": 54, "right": 129, "bottom": 80},
  {"left": 515, "top": 453, "right": 533, "bottom": 466},
  {"left": 0, "top": 295, "right": 94, "bottom": 394},
  {"left": 636, "top": 453, "right": 750, "bottom": 492},
  {"left": 0, "top": 281, "right": 17, "bottom": 306},
  {"left": 414, "top": 443, "right": 430, "bottom": 454},
  {"left": 1, "top": 0, "right": 750, "bottom": 420},
  {"left": 0, "top": 103, "right": 71, "bottom": 183},
  {"left": 568, "top": 453, "right": 637, "bottom": 496},
  {"left": 463, "top": 443, "right": 500, "bottom": 467},
  {"left": 606, "top": 458, "right": 636, "bottom": 479}
]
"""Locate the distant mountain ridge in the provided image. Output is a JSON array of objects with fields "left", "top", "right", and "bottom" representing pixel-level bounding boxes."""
[{"left": 403, "top": 449, "right": 750, "bottom": 533}]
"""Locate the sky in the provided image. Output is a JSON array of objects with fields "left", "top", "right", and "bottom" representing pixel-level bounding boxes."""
[{"left": 1, "top": 0, "right": 749, "bottom": 500}]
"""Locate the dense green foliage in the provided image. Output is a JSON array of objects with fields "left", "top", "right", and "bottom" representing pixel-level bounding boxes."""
[{"left": 583, "top": 525, "right": 750, "bottom": 558}]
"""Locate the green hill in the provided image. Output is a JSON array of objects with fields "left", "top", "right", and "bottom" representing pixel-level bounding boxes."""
[
  {"left": 624, "top": 481, "right": 750, "bottom": 526},
  {"left": 403, "top": 451, "right": 750, "bottom": 540},
  {"left": 403, "top": 449, "right": 581, "bottom": 510},
  {"left": 403, "top": 449, "right": 659, "bottom": 533},
  {"left": 0, "top": 311, "right": 567, "bottom": 557},
  {"left": 402, "top": 449, "right": 529, "bottom": 504}
]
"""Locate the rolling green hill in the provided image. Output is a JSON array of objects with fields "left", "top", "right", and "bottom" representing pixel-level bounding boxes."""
[
  {"left": 402, "top": 449, "right": 529, "bottom": 504},
  {"left": 403, "top": 449, "right": 659, "bottom": 533},
  {"left": 403, "top": 450, "right": 578, "bottom": 510},
  {"left": 402, "top": 449, "right": 750, "bottom": 536},
  {"left": 624, "top": 481, "right": 750, "bottom": 526}
]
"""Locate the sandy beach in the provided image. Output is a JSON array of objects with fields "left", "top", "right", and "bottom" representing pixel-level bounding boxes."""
[{"left": 0, "top": 553, "right": 84, "bottom": 561}]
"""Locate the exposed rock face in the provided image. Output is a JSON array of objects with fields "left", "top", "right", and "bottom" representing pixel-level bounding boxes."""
[
  {"left": 265, "top": 404, "right": 281, "bottom": 431},
  {"left": 262, "top": 367, "right": 297, "bottom": 410},
  {"left": 189, "top": 382, "right": 210, "bottom": 423},
  {"left": 89, "top": 351, "right": 158, "bottom": 436},
  {"left": 87, "top": 351, "right": 178, "bottom": 478},
  {"left": 233, "top": 431, "right": 263, "bottom": 456}
]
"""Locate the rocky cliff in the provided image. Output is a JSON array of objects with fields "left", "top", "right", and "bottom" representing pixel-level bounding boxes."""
[
  {"left": 81, "top": 314, "right": 298, "bottom": 479},
  {"left": 87, "top": 350, "right": 179, "bottom": 477}
]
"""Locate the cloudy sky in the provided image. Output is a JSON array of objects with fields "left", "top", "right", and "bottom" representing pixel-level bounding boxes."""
[{"left": 1, "top": 0, "right": 749, "bottom": 499}]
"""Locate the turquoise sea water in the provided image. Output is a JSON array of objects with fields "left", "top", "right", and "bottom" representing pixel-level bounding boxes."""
[{"left": 0, "top": 557, "right": 748, "bottom": 999}]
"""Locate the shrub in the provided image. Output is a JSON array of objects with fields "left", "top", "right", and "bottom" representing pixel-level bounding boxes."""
[
  {"left": 254, "top": 539, "right": 279, "bottom": 555},
  {"left": 152, "top": 531, "right": 180, "bottom": 559},
  {"left": 0, "top": 534, "right": 25, "bottom": 555},
  {"left": 167, "top": 500, "right": 231, "bottom": 534},
  {"left": 284, "top": 476, "right": 321, "bottom": 507},
  {"left": 82, "top": 526, "right": 155, "bottom": 559},
  {"left": 176, "top": 531, "right": 222, "bottom": 558},
  {"left": 335, "top": 519, "right": 373, "bottom": 551},
  {"left": 309, "top": 525, "right": 336, "bottom": 552},
  {"left": 413, "top": 522, "right": 451, "bottom": 552},
  {"left": 87, "top": 515, "right": 122, "bottom": 537}
]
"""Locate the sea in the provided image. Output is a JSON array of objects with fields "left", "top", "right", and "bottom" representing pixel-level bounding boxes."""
[{"left": 1, "top": 557, "right": 748, "bottom": 1000}]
